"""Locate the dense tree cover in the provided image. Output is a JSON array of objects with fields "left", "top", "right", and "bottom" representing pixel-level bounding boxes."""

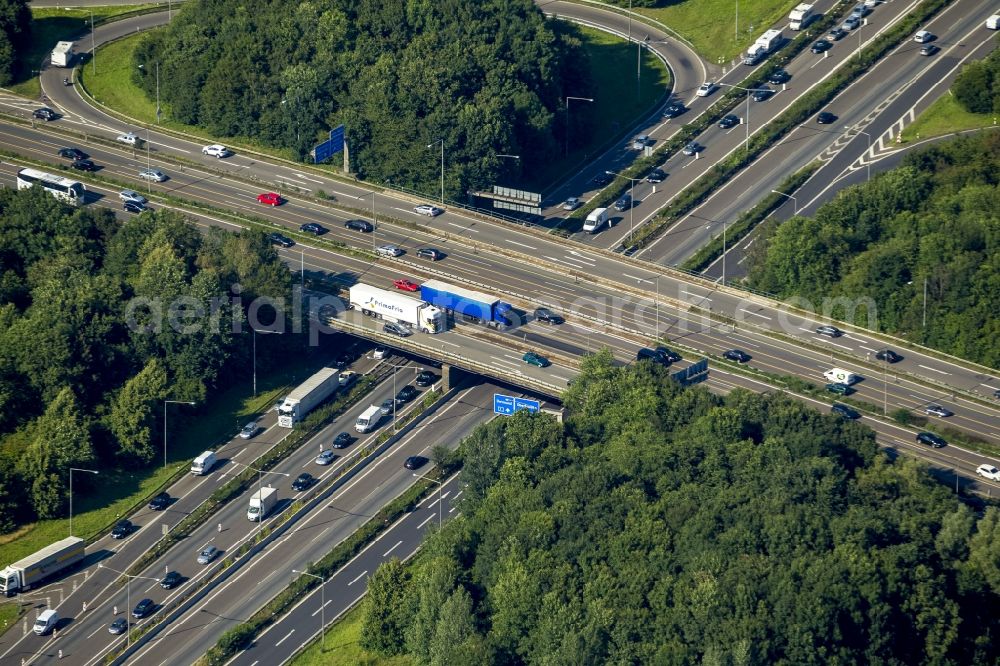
[
  {"left": 952, "top": 47, "right": 1000, "bottom": 114},
  {"left": 0, "top": 0, "right": 30, "bottom": 85},
  {"left": 0, "top": 187, "right": 291, "bottom": 530},
  {"left": 133, "top": 0, "right": 591, "bottom": 197},
  {"left": 747, "top": 131, "right": 999, "bottom": 366},
  {"left": 361, "top": 350, "right": 1000, "bottom": 664}
]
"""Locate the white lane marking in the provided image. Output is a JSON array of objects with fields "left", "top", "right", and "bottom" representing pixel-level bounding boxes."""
[
  {"left": 507, "top": 239, "right": 537, "bottom": 250},
  {"left": 311, "top": 599, "right": 334, "bottom": 617},
  {"left": 417, "top": 514, "right": 436, "bottom": 528},
  {"left": 448, "top": 222, "right": 479, "bottom": 233},
  {"left": 681, "top": 290, "right": 711, "bottom": 301},
  {"left": 622, "top": 273, "right": 653, "bottom": 284},
  {"left": 393, "top": 207, "right": 412, "bottom": 214},
  {"left": 437, "top": 339, "right": 460, "bottom": 347},
  {"left": 558, "top": 255, "right": 594, "bottom": 267},
  {"left": 918, "top": 364, "right": 949, "bottom": 375},
  {"left": 291, "top": 172, "right": 324, "bottom": 184},
  {"left": 383, "top": 540, "right": 403, "bottom": 557},
  {"left": 275, "top": 629, "right": 295, "bottom": 646},
  {"left": 739, "top": 309, "right": 772, "bottom": 320},
  {"left": 347, "top": 570, "right": 368, "bottom": 586}
]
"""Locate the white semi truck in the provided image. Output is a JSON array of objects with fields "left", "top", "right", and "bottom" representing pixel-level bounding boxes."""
[
  {"left": 278, "top": 367, "right": 341, "bottom": 427},
  {"left": 744, "top": 28, "right": 784, "bottom": 65},
  {"left": 788, "top": 3, "right": 816, "bottom": 30},
  {"left": 50, "top": 41, "right": 74, "bottom": 67},
  {"left": 0, "top": 537, "right": 85, "bottom": 596},
  {"left": 348, "top": 284, "right": 444, "bottom": 334},
  {"left": 247, "top": 486, "right": 278, "bottom": 521}
]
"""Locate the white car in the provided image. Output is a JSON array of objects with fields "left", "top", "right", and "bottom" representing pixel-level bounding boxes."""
[
  {"left": 202, "top": 144, "right": 231, "bottom": 158},
  {"left": 119, "top": 189, "right": 148, "bottom": 205},
  {"left": 562, "top": 197, "right": 582, "bottom": 211},
  {"left": 373, "top": 346, "right": 390, "bottom": 360},
  {"left": 414, "top": 205, "right": 443, "bottom": 217},
  {"left": 376, "top": 244, "right": 404, "bottom": 258},
  {"left": 631, "top": 134, "right": 650, "bottom": 150},
  {"left": 138, "top": 168, "right": 166, "bottom": 182},
  {"left": 976, "top": 464, "right": 1000, "bottom": 481},
  {"left": 696, "top": 81, "right": 717, "bottom": 97},
  {"left": 913, "top": 30, "right": 934, "bottom": 43},
  {"left": 116, "top": 132, "right": 139, "bottom": 146}
]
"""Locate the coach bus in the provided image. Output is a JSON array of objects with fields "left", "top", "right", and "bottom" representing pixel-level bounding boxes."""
[{"left": 16, "top": 168, "right": 86, "bottom": 205}]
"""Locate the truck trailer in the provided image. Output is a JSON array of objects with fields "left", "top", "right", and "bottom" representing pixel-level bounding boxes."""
[
  {"left": 788, "top": 3, "right": 815, "bottom": 30},
  {"left": 50, "top": 41, "right": 74, "bottom": 67},
  {"left": 744, "top": 28, "right": 783, "bottom": 64},
  {"left": 247, "top": 486, "right": 278, "bottom": 521},
  {"left": 0, "top": 536, "right": 85, "bottom": 596},
  {"left": 278, "top": 367, "right": 341, "bottom": 427},
  {"left": 348, "top": 283, "right": 444, "bottom": 334},
  {"left": 419, "top": 280, "right": 513, "bottom": 327}
]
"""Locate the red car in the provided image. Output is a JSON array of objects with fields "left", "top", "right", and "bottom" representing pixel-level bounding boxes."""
[
  {"left": 256, "top": 192, "right": 283, "bottom": 206},
  {"left": 392, "top": 279, "right": 420, "bottom": 292}
]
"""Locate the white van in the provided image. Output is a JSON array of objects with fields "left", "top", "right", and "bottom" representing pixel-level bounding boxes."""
[
  {"left": 34, "top": 609, "right": 58, "bottom": 635},
  {"left": 190, "top": 450, "right": 217, "bottom": 475},
  {"left": 355, "top": 405, "right": 382, "bottom": 433},
  {"left": 987, "top": 14, "right": 1000, "bottom": 30},
  {"left": 583, "top": 207, "right": 609, "bottom": 233},
  {"left": 824, "top": 368, "right": 861, "bottom": 385}
]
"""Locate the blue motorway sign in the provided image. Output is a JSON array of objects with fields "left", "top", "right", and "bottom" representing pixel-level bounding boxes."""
[
  {"left": 493, "top": 393, "right": 541, "bottom": 416},
  {"left": 313, "top": 125, "right": 346, "bottom": 163}
]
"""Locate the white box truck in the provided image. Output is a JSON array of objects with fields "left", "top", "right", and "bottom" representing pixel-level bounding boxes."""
[
  {"left": 348, "top": 284, "right": 444, "bottom": 334},
  {"left": 50, "top": 41, "right": 74, "bottom": 67},
  {"left": 745, "top": 28, "right": 783, "bottom": 64},
  {"left": 191, "top": 450, "right": 217, "bottom": 475},
  {"left": 987, "top": 14, "right": 1000, "bottom": 29},
  {"left": 355, "top": 404, "right": 382, "bottom": 433},
  {"left": 0, "top": 537, "right": 85, "bottom": 596},
  {"left": 247, "top": 486, "right": 278, "bottom": 521},
  {"left": 583, "top": 207, "right": 609, "bottom": 233},
  {"left": 789, "top": 3, "right": 815, "bottom": 30},
  {"left": 278, "top": 367, "right": 341, "bottom": 427},
  {"left": 824, "top": 368, "right": 861, "bottom": 385}
]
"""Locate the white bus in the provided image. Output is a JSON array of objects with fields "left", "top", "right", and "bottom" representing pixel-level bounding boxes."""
[{"left": 16, "top": 168, "right": 86, "bottom": 206}]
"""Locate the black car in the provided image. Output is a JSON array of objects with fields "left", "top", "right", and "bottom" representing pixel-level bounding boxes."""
[
  {"left": 916, "top": 431, "right": 946, "bottom": 448},
  {"left": 534, "top": 307, "right": 564, "bottom": 325},
  {"left": 416, "top": 247, "right": 444, "bottom": 261},
  {"left": 752, "top": 87, "right": 773, "bottom": 102},
  {"left": 646, "top": 169, "right": 667, "bottom": 184},
  {"left": 662, "top": 102, "right": 686, "bottom": 118},
  {"left": 292, "top": 472, "right": 315, "bottom": 491},
  {"left": 108, "top": 618, "right": 128, "bottom": 635},
  {"left": 591, "top": 172, "right": 613, "bottom": 187},
  {"left": 718, "top": 114, "right": 739, "bottom": 129},
  {"left": 816, "top": 325, "right": 842, "bottom": 337},
  {"left": 332, "top": 432, "right": 353, "bottom": 449},
  {"left": 33, "top": 107, "right": 58, "bottom": 121},
  {"left": 396, "top": 385, "right": 419, "bottom": 403},
  {"left": 383, "top": 321, "right": 411, "bottom": 337},
  {"left": 269, "top": 232, "right": 295, "bottom": 248},
  {"left": 404, "top": 455, "right": 428, "bottom": 470},
  {"left": 767, "top": 69, "right": 791, "bottom": 85},
  {"left": 723, "top": 349, "right": 751, "bottom": 363},
  {"left": 415, "top": 370, "right": 438, "bottom": 387},
  {"left": 58, "top": 147, "right": 87, "bottom": 160},
  {"left": 71, "top": 159, "right": 96, "bottom": 171},
  {"left": 132, "top": 598, "right": 155, "bottom": 619},
  {"left": 160, "top": 571, "right": 182, "bottom": 589},
  {"left": 614, "top": 194, "right": 632, "bottom": 211},
  {"left": 299, "top": 222, "right": 327, "bottom": 235},
  {"left": 811, "top": 39, "right": 833, "bottom": 54},
  {"left": 111, "top": 520, "right": 133, "bottom": 539},
  {"left": 344, "top": 219, "right": 373, "bottom": 233},
  {"left": 148, "top": 492, "right": 170, "bottom": 511},
  {"left": 831, "top": 403, "right": 860, "bottom": 420},
  {"left": 875, "top": 349, "right": 902, "bottom": 363},
  {"left": 380, "top": 398, "right": 396, "bottom": 416},
  {"left": 817, "top": 112, "right": 838, "bottom": 124},
  {"left": 123, "top": 201, "right": 148, "bottom": 214},
  {"left": 655, "top": 346, "right": 682, "bottom": 363}
]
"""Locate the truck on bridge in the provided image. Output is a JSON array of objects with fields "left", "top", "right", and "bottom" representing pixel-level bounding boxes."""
[
  {"left": 278, "top": 367, "right": 341, "bottom": 427},
  {"left": 419, "top": 280, "right": 514, "bottom": 328},
  {"left": 0, "top": 536, "right": 85, "bottom": 596},
  {"left": 348, "top": 283, "right": 444, "bottom": 334}
]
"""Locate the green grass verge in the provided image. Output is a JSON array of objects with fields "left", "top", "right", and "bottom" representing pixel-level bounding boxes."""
[
  {"left": 899, "top": 92, "right": 999, "bottom": 142},
  {"left": 290, "top": 600, "right": 412, "bottom": 666},
  {"left": 0, "top": 601, "right": 21, "bottom": 634}
]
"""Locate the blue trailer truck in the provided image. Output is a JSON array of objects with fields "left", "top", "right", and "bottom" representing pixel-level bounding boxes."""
[{"left": 419, "top": 280, "right": 513, "bottom": 328}]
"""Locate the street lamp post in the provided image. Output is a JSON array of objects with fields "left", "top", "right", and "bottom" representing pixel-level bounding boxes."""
[
  {"left": 844, "top": 125, "right": 872, "bottom": 183},
  {"left": 98, "top": 564, "right": 160, "bottom": 646},
  {"left": 412, "top": 472, "right": 444, "bottom": 528},
  {"left": 771, "top": 189, "right": 798, "bottom": 215},
  {"left": 427, "top": 139, "right": 444, "bottom": 204},
  {"left": 293, "top": 570, "right": 328, "bottom": 651},
  {"left": 69, "top": 468, "right": 99, "bottom": 537},
  {"left": 564, "top": 96, "right": 595, "bottom": 157},
  {"left": 163, "top": 400, "right": 195, "bottom": 469},
  {"left": 606, "top": 170, "right": 640, "bottom": 245}
]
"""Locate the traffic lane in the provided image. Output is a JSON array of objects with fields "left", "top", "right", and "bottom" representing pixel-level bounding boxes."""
[
  {"left": 229, "top": 473, "right": 465, "bottom": 666},
  {"left": 120, "top": 384, "right": 496, "bottom": 666}
]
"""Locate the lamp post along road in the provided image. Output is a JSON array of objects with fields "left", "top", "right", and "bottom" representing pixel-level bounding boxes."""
[
  {"left": 293, "top": 570, "right": 328, "bottom": 651},
  {"left": 413, "top": 472, "right": 444, "bottom": 528},
  {"left": 98, "top": 564, "right": 161, "bottom": 647},
  {"left": 771, "top": 189, "right": 798, "bottom": 215},
  {"left": 720, "top": 83, "right": 769, "bottom": 154},
  {"left": 606, "top": 170, "right": 640, "bottom": 245},
  {"left": 231, "top": 461, "right": 289, "bottom": 537},
  {"left": 163, "top": 400, "right": 195, "bottom": 468},
  {"left": 69, "top": 468, "right": 98, "bottom": 537}
]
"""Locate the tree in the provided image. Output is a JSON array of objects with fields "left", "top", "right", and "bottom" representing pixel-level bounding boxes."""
[
  {"left": 0, "top": 0, "right": 31, "bottom": 85},
  {"left": 360, "top": 558, "right": 410, "bottom": 655},
  {"left": 107, "top": 359, "right": 168, "bottom": 465},
  {"left": 429, "top": 586, "right": 478, "bottom": 666}
]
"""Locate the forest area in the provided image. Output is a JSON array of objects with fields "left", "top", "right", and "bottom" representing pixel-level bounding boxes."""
[
  {"left": 360, "top": 351, "right": 1000, "bottom": 664},
  {"left": 0, "top": 188, "right": 291, "bottom": 531},
  {"left": 746, "top": 130, "right": 999, "bottom": 367}
]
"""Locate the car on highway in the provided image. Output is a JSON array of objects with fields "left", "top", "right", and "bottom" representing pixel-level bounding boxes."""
[
  {"left": 914, "top": 30, "right": 934, "bottom": 43},
  {"left": 269, "top": 232, "right": 294, "bottom": 248},
  {"left": 376, "top": 244, "right": 404, "bottom": 258},
  {"left": 393, "top": 278, "right": 420, "bottom": 292},
  {"left": 111, "top": 520, "right": 134, "bottom": 539},
  {"left": 123, "top": 201, "right": 149, "bottom": 214},
  {"left": 696, "top": 81, "right": 718, "bottom": 97},
  {"left": 291, "top": 473, "right": 315, "bottom": 491},
  {"left": 414, "top": 204, "right": 443, "bottom": 217},
  {"left": 591, "top": 172, "right": 613, "bottom": 187},
  {"left": 718, "top": 114, "right": 739, "bottom": 129},
  {"left": 831, "top": 403, "right": 860, "bottom": 420},
  {"left": 767, "top": 69, "right": 791, "bottom": 84},
  {"left": 373, "top": 346, "right": 390, "bottom": 359},
  {"left": 976, "top": 464, "right": 1000, "bottom": 481},
  {"left": 416, "top": 247, "right": 444, "bottom": 261},
  {"left": 332, "top": 432, "right": 353, "bottom": 449},
  {"left": 383, "top": 321, "right": 412, "bottom": 337},
  {"left": 120, "top": 189, "right": 148, "bottom": 205},
  {"left": 875, "top": 349, "right": 902, "bottom": 363},
  {"left": 396, "top": 385, "right": 419, "bottom": 403},
  {"left": 33, "top": 107, "right": 58, "bottom": 121},
  {"left": 919, "top": 44, "right": 940, "bottom": 56},
  {"left": 826, "top": 382, "right": 853, "bottom": 396},
  {"left": 314, "top": 449, "right": 336, "bottom": 465},
  {"left": 816, "top": 325, "right": 842, "bottom": 337},
  {"left": 379, "top": 398, "right": 396, "bottom": 416},
  {"left": 523, "top": 351, "right": 550, "bottom": 368},
  {"left": 139, "top": 168, "right": 167, "bottom": 182},
  {"left": 817, "top": 112, "right": 838, "bottom": 124},
  {"left": 534, "top": 307, "right": 564, "bottom": 325},
  {"left": 157, "top": 571, "right": 182, "bottom": 590},
  {"left": 916, "top": 431, "right": 946, "bottom": 448},
  {"left": 925, "top": 404, "right": 953, "bottom": 418},
  {"left": 682, "top": 142, "right": 702, "bottom": 156},
  {"left": 646, "top": 168, "right": 667, "bottom": 183},
  {"left": 404, "top": 455, "right": 428, "bottom": 470},
  {"left": 811, "top": 39, "right": 833, "bottom": 54},
  {"left": 655, "top": 347, "right": 682, "bottom": 363},
  {"left": 662, "top": 101, "right": 686, "bottom": 118},
  {"left": 827, "top": 27, "right": 848, "bottom": 41},
  {"left": 257, "top": 192, "right": 283, "bottom": 206},
  {"left": 562, "top": 197, "right": 582, "bottom": 211},
  {"left": 58, "top": 147, "right": 87, "bottom": 160},
  {"left": 852, "top": 3, "right": 872, "bottom": 16},
  {"left": 132, "top": 598, "right": 155, "bottom": 619},
  {"left": 239, "top": 421, "right": 260, "bottom": 439},
  {"left": 415, "top": 370, "right": 438, "bottom": 387},
  {"left": 202, "top": 144, "right": 232, "bottom": 158},
  {"left": 299, "top": 222, "right": 327, "bottom": 235},
  {"left": 752, "top": 87, "right": 773, "bottom": 102},
  {"left": 631, "top": 134, "right": 650, "bottom": 150},
  {"left": 841, "top": 16, "right": 861, "bottom": 31},
  {"left": 723, "top": 349, "right": 751, "bottom": 363},
  {"left": 108, "top": 618, "right": 128, "bottom": 635},
  {"left": 116, "top": 132, "right": 139, "bottom": 146},
  {"left": 71, "top": 159, "right": 96, "bottom": 171},
  {"left": 197, "top": 545, "right": 220, "bottom": 565},
  {"left": 614, "top": 193, "right": 632, "bottom": 211},
  {"left": 148, "top": 492, "right": 171, "bottom": 511},
  {"left": 344, "top": 219, "right": 373, "bottom": 232}
]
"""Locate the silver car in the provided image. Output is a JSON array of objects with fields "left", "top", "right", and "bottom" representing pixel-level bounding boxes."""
[
  {"left": 119, "top": 189, "right": 147, "bottom": 205},
  {"left": 376, "top": 244, "right": 404, "bottom": 258},
  {"left": 138, "top": 168, "right": 166, "bottom": 182},
  {"left": 413, "top": 205, "right": 443, "bottom": 217},
  {"left": 197, "top": 546, "right": 220, "bottom": 565}
]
